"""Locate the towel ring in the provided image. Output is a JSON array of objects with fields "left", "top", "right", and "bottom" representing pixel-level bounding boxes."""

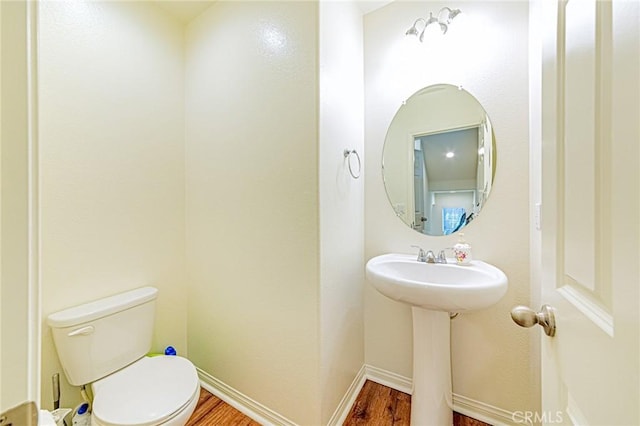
[{"left": 344, "top": 149, "right": 361, "bottom": 179}]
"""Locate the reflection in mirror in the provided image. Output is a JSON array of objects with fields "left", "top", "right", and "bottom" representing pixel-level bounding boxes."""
[{"left": 382, "top": 84, "right": 495, "bottom": 236}]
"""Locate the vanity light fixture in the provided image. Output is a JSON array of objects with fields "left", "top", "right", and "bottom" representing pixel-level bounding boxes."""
[{"left": 405, "top": 7, "right": 462, "bottom": 42}]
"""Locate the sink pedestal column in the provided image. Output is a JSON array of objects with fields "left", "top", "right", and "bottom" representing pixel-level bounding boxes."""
[{"left": 411, "top": 307, "right": 452, "bottom": 426}]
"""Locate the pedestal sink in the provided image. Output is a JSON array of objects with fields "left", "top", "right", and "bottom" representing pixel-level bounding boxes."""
[{"left": 366, "top": 253, "right": 508, "bottom": 426}]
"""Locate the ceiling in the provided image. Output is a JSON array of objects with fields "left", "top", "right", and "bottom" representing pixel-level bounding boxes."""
[
  {"left": 356, "top": 1, "right": 393, "bottom": 14},
  {"left": 417, "top": 127, "right": 479, "bottom": 185},
  {"left": 153, "top": 0, "right": 391, "bottom": 24},
  {"left": 153, "top": 1, "right": 216, "bottom": 23}
]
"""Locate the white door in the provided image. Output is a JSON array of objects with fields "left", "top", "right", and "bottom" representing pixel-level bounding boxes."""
[
  {"left": 413, "top": 146, "right": 426, "bottom": 232},
  {"left": 539, "top": 0, "right": 639, "bottom": 424}
]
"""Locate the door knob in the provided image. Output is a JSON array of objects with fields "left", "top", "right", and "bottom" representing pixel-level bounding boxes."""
[{"left": 510, "top": 304, "right": 556, "bottom": 337}]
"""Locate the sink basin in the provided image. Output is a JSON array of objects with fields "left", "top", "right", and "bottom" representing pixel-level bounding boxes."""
[{"left": 366, "top": 253, "right": 508, "bottom": 312}]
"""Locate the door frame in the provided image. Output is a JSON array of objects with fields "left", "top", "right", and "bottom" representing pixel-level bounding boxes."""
[{"left": 0, "top": 0, "right": 41, "bottom": 409}]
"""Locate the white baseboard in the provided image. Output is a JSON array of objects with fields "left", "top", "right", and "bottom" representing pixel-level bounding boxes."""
[
  {"left": 197, "top": 368, "right": 297, "bottom": 426},
  {"left": 453, "top": 393, "right": 532, "bottom": 426},
  {"left": 364, "top": 364, "right": 413, "bottom": 395},
  {"left": 364, "top": 364, "right": 531, "bottom": 426},
  {"left": 198, "top": 364, "right": 530, "bottom": 426},
  {"left": 326, "top": 364, "right": 368, "bottom": 426}
]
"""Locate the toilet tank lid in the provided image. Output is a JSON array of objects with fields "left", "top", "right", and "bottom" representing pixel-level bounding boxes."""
[{"left": 47, "top": 287, "right": 158, "bottom": 328}]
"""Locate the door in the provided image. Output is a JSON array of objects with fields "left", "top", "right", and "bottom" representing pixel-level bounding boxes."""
[
  {"left": 540, "top": 0, "right": 639, "bottom": 424},
  {"left": 413, "top": 144, "right": 426, "bottom": 232}
]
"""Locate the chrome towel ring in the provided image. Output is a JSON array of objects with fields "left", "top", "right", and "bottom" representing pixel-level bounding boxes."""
[{"left": 344, "top": 149, "right": 361, "bottom": 179}]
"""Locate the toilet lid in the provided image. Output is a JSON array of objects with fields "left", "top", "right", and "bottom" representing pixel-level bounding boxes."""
[{"left": 92, "top": 356, "right": 199, "bottom": 426}]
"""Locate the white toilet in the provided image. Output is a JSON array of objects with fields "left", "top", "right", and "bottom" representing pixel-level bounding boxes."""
[{"left": 47, "top": 287, "right": 200, "bottom": 426}]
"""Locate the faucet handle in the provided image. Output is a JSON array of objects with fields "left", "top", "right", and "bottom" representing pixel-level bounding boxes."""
[
  {"left": 437, "top": 250, "right": 447, "bottom": 264},
  {"left": 425, "top": 250, "right": 436, "bottom": 263},
  {"left": 411, "top": 245, "right": 427, "bottom": 262}
]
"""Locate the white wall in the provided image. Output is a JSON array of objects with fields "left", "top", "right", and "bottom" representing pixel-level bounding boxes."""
[
  {"left": 1, "top": 3, "right": 3, "bottom": 405},
  {"left": 1, "top": 0, "right": 33, "bottom": 409},
  {"left": 36, "top": 2, "right": 365, "bottom": 422},
  {"left": 318, "top": 1, "right": 365, "bottom": 423},
  {"left": 364, "top": 0, "right": 536, "bottom": 417},
  {"left": 184, "top": 2, "right": 321, "bottom": 424},
  {"left": 38, "top": 1, "right": 186, "bottom": 409},
  {"left": 8, "top": 0, "right": 540, "bottom": 420}
]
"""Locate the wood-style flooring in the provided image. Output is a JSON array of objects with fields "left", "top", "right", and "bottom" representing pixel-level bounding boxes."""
[
  {"left": 343, "top": 380, "right": 411, "bottom": 425},
  {"left": 343, "top": 381, "right": 490, "bottom": 426},
  {"left": 187, "top": 381, "right": 491, "bottom": 426},
  {"left": 186, "top": 388, "right": 261, "bottom": 426}
]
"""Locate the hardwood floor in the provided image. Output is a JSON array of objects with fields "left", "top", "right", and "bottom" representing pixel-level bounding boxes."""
[
  {"left": 343, "top": 381, "right": 490, "bottom": 426},
  {"left": 452, "top": 412, "right": 491, "bottom": 426},
  {"left": 187, "top": 382, "right": 491, "bottom": 425},
  {"left": 343, "top": 380, "right": 411, "bottom": 425},
  {"left": 186, "top": 388, "right": 261, "bottom": 426}
]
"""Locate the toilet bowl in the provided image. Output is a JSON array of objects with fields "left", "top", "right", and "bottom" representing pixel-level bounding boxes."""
[
  {"left": 47, "top": 287, "right": 199, "bottom": 426},
  {"left": 92, "top": 356, "right": 199, "bottom": 426}
]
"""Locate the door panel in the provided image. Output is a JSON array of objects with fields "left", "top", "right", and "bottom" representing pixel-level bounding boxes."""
[{"left": 541, "top": 0, "right": 639, "bottom": 424}]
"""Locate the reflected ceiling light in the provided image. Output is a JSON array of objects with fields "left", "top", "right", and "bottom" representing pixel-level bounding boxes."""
[
  {"left": 405, "top": 7, "right": 462, "bottom": 42},
  {"left": 446, "top": 152, "right": 455, "bottom": 158}
]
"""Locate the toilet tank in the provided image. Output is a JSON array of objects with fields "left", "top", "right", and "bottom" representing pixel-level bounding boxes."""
[{"left": 47, "top": 286, "right": 158, "bottom": 386}]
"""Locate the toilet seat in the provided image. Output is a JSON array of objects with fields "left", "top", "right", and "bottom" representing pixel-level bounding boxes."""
[{"left": 91, "top": 356, "right": 199, "bottom": 426}]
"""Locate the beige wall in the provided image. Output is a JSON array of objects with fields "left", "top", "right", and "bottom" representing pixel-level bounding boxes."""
[
  {"left": 1, "top": 0, "right": 32, "bottom": 410},
  {"left": 6, "top": 0, "right": 540, "bottom": 420},
  {"left": 184, "top": 2, "right": 321, "bottom": 424},
  {"left": 36, "top": 1, "right": 365, "bottom": 422},
  {"left": 38, "top": 1, "right": 186, "bottom": 409},
  {"left": 364, "top": 0, "right": 536, "bottom": 416},
  {"left": 318, "top": 1, "right": 365, "bottom": 423},
  {"left": 1, "top": 3, "right": 3, "bottom": 405}
]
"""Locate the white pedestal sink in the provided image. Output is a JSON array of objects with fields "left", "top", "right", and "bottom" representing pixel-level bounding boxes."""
[{"left": 366, "top": 253, "right": 508, "bottom": 426}]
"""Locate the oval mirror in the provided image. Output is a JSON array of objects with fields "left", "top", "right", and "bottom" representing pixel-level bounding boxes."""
[{"left": 382, "top": 84, "right": 496, "bottom": 236}]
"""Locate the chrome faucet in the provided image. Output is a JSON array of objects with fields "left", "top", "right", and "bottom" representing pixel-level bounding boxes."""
[
  {"left": 411, "top": 245, "right": 428, "bottom": 262},
  {"left": 411, "top": 246, "right": 447, "bottom": 264},
  {"left": 424, "top": 250, "right": 437, "bottom": 263}
]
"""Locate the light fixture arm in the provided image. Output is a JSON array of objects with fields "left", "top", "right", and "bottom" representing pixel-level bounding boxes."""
[
  {"left": 421, "top": 12, "right": 442, "bottom": 40},
  {"left": 413, "top": 17, "right": 427, "bottom": 28},
  {"left": 405, "top": 6, "right": 461, "bottom": 42},
  {"left": 438, "top": 7, "right": 454, "bottom": 19},
  {"left": 438, "top": 21, "right": 449, "bottom": 35},
  {"left": 438, "top": 7, "right": 461, "bottom": 24},
  {"left": 425, "top": 12, "right": 439, "bottom": 26},
  {"left": 405, "top": 18, "right": 427, "bottom": 37}
]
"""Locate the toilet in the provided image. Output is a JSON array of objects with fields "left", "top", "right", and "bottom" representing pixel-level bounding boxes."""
[{"left": 47, "top": 287, "right": 200, "bottom": 426}]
